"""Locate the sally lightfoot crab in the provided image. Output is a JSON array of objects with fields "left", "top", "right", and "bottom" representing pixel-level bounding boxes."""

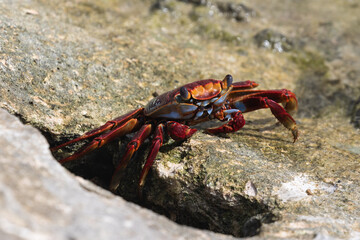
[{"left": 51, "top": 74, "right": 298, "bottom": 193}]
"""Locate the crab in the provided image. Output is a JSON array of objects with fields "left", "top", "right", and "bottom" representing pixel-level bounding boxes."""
[{"left": 51, "top": 74, "right": 298, "bottom": 193}]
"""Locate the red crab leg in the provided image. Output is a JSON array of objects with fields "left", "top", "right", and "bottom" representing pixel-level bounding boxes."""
[
  {"left": 109, "top": 123, "right": 153, "bottom": 192},
  {"left": 51, "top": 108, "right": 144, "bottom": 151},
  {"left": 232, "top": 96, "right": 298, "bottom": 142},
  {"left": 229, "top": 89, "right": 298, "bottom": 113},
  {"left": 207, "top": 110, "right": 245, "bottom": 134},
  {"left": 232, "top": 80, "right": 259, "bottom": 90},
  {"left": 58, "top": 117, "right": 141, "bottom": 164},
  {"left": 166, "top": 121, "right": 197, "bottom": 141},
  {"left": 137, "top": 123, "right": 165, "bottom": 194}
]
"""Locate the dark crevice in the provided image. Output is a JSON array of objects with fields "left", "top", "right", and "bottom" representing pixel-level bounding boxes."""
[{"left": 46, "top": 133, "right": 277, "bottom": 238}]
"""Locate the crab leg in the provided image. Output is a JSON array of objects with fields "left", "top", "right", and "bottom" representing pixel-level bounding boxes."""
[
  {"left": 232, "top": 97, "right": 298, "bottom": 142},
  {"left": 109, "top": 123, "right": 153, "bottom": 192},
  {"left": 207, "top": 110, "right": 245, "bottom": 134},
  {"left": 232, "top": 80, "right": 259, "bottom": 90},
  {"left": 137, "top": 123, "right": 165, "bottom": 194},
  {"left": 58, "top": 117, "right": 141, "bottom": 164},
  {"left": 51, "top": 108, "right": 144, "bottom": 151},
  {"left": 229, "top": 89, "right": 298, "bottom": 113}
]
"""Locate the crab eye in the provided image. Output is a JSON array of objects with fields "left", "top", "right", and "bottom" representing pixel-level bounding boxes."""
[
  {"left": 222, "top": 74, "right": 233, "bottom": 89},
  {"left": 180, "top": 87, "right": 191, "bottom": 100}
]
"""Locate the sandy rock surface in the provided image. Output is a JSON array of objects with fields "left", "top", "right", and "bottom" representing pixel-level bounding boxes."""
[{"left": 1, "top": 0, "right": 359, "bottom": 239}]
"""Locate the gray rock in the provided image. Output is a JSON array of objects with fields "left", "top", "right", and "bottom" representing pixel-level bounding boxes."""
[
  {"left": 1, "top": 0, "right": 360, "bottom": 239},
  {"left": 254, "top": 29, "right": 293, "bottom": 52},
  {"left": 0, "top": 108, "right": 234, "bottom": 240}
]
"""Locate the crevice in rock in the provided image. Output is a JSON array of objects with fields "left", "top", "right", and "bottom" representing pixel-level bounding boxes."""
[
  {"left": 47, "top": 134, "right": 276, "bottom": 238},
  {"left": 139, "top": 177, "right": 277, "bottom": 237}
]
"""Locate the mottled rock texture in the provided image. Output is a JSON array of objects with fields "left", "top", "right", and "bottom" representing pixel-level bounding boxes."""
[
  {"left": 0, "top": 109, "right": 234, "bottom": 240},
  {"left": 1, "top": 0, "right": 359, "bottom": 239}
]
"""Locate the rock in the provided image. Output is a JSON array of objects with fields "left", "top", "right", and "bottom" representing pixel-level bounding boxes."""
[
  {"left": 1, "top": 0, "right": 360, "bottom": 239},
  {"left": 351, "top": 98, "right": 360, "bottom": 128},
  {"left": 216, "top": 2, "right": 256, "bottom": 22},
  {"left": 254, "top": 29, "right": 293, "bottom": 52},
  {"left": 0, "top": 109, "right": 234, "bottom": 240}
]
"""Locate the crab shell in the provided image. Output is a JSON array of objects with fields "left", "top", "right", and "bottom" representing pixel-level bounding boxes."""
[{"left": 144, "top": 79, "right": 230, "bottom": 120}]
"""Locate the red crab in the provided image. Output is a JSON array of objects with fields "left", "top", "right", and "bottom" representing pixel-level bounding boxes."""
[{"left": 51, "top": 74, "right": 298, "bottom": 193}]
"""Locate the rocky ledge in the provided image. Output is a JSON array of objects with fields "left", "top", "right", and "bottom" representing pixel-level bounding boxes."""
[{"left": 1, "top": 0, "right": 359, "bottom": 239}]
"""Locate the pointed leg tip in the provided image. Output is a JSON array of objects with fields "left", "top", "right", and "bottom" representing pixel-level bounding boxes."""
[
  {"left": 137, "top": 186, "right": 144, "bottom": 200},
  {"left": 109, "top": 181, "right": 119, "bottom": 193},
  {"left": 50, "top": 146, "right": 58, "bottom": 152},
  {"left": 58, "top": 156, "right": 73, "bottom": 164},
  {"left": 292, "top": 127, "right": 298, "bottom": 143},
  {"left": 109, "top": 170, "right": 124, "bottom": 193}
]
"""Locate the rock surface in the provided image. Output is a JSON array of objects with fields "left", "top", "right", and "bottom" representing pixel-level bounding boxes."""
[
  {"left": 1, "top": 0, "right": 360, "bottom": 239},
  {"left": 0, "top": 108, "right": 233, "bottom": 240}
]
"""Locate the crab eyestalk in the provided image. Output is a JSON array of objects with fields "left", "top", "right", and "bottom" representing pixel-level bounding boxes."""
[
  {"left": 221, "top": 74, "right": 233, "bottom": 89},
  {"left": 180, "top": 86, "right": 191, "bottom": 100}
]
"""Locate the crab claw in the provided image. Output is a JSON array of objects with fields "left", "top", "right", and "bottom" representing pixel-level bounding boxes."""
[{"left": 166, "top": 121, "right": 197, "bottom": 141}]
